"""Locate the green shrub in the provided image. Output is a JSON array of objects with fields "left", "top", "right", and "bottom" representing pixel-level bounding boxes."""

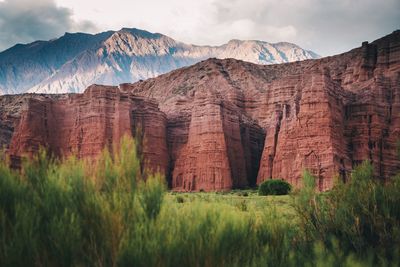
[
  {"left": 176, "top": 195, "right": 185, "bottom": 203},
  {"left": 1, "top": 139, "right": 399, "bottom": 267},
  {"left": 259, "top": 179, "right": 291, "bottom": 196},
  {"left": 295, "top": 162, "right": 400, "bottom": 265},
  {"left": 138, "top": 174, "right": 166, "bottom": 220}
]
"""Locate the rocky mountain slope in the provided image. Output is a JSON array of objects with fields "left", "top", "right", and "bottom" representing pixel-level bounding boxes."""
[
  {"left": 0, "top": 28, "right": 318, "bottom": 95},
  {"left": 2, "top": 30, "right": 399, "bottom": 191}
]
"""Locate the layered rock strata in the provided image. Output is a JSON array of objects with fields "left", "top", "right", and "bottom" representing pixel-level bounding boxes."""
[
  {"left": 8, "top": 86, "right": 168, "bottom": 174},
  {"left": 2, "top": 30, "right": 399, "bottom": 191}
]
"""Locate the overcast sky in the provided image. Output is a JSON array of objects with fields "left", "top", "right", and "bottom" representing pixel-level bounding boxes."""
[{"left": 0, "top": 0, "right": 399, "bottom": 56}]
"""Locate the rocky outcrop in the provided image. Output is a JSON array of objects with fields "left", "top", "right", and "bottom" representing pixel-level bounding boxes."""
[
  {"left": 171, "top": 90, "right": 264, "bottom": 191},
  {"left": 2, "top": 30, "right": 400, "bottom": 191},
  {"left": 0, "top": 94, "right": 68, "bottom": 151},
  {"left": 126, "top": 30, "right": 400, "bottom": 190},
  {"left": 8, "top": 86, "right": 169, "bottom": 174},
  {"left": 254, "top": 69, "right": 355, "bottom": 191}
]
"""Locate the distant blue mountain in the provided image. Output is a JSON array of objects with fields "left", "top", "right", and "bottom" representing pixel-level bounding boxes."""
[{"left": 0, "top": 28, "right": 319, "bottom": 94}]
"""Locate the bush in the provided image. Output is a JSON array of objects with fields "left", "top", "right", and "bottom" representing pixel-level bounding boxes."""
[
  {"left": 295, "top": 163, "right": 400, "bottom": 265},
  {"left": 258, "top": 179, "right": 291, "bottom": 196},
  {"left": 176, "top": 195, "right": 185, "bottom": 203},
  {"left": 138, "top": 174, "right": 166, "bottom": 220},
  {"left": 1, "top": 139, "right": 399, "bottom": 266}
]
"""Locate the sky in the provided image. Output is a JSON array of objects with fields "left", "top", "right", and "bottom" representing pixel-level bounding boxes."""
[{"left": 0, "top": 0, "right": 399, "bottom": 56}]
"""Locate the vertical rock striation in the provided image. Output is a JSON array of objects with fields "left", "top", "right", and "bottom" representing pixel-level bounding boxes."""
[
  {"left": 2, "top": 30, "right": 400, "bottom": 191},
  {"left": 9, "top": 86, "right": 169, "bottom": 174}
]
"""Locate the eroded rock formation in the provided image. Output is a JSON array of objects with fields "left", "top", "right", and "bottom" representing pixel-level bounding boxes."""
[
  {"left": 2, "top": 30, "right": 400, "bottom": 191},
  {"left": 8, "top": 86, "right": 169, "bottom": 174}
]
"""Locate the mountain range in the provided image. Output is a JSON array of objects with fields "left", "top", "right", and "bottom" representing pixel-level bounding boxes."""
[
  {"left": 0, "top": 28, "right": 319, "bottom": 95},
  {"left": 2, "top": 30, "right": 399, "bottom": 191}
]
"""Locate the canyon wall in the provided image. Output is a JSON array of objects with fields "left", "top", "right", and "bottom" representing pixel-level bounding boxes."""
[
  {"left": 8, "top": 86, "right": 169, "bottom": 174},
  {"left": 2, "top": 30, "right": 400, "bottom": 191}
]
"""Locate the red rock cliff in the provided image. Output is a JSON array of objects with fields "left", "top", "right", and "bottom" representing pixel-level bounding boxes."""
[
  {"left": 8, "top": 86, "right": 169, "bottom": 175},
  {"left": 124, "top": 30, "right": 400, "bottom": 190},
  {"left": 3, "top": 30, "right": 400, "bottom": 191}
]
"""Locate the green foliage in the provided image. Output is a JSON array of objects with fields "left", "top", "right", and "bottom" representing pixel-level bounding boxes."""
[
  {"left": 0, "top": 137, "right": 141, "bottom": 266},
  {"left": 0, "top": 139, "right": 399, "bottom": 267},
  {"left": 259, "top": 179, "right": 291, "bottom": 196},
  {"left": 295, "top": 162, "right": 400, "bottom": 265},
  {"left": 176, "top": 195, "right": 185, "bottom": 203},
  {"left": 138, "top": 174, "right": 166, "bottom": 220}
]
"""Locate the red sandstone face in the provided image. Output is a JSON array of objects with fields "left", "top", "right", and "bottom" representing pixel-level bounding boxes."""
[
  {"left": 2, "top": 31, "right": 400, "bottom": 191},
  {"left": 8, "top": 86, "right": 169, "bottom": 175}
]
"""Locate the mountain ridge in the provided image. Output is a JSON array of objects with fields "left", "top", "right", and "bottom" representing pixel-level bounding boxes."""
[
  {"left": 2, "top": 30, "right": 399, "bottom": 191},
  {"left": 0, "top": 27, "right": 319, "bottom": 95}
]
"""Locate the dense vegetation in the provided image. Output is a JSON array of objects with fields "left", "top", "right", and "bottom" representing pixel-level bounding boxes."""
[
  {"left": 258, "top": 179, "right": 291, "bottom": 196},
  {"left": 0, "top": 136, "right": 399, "bottom": 266}
]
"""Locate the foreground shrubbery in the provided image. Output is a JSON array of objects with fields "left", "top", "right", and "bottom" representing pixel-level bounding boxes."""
[
  {"left": 295, "top": 164, "right": 400, "bottom": 265},
  {"left": 0, "top": 137, "right": 281, "bottom": 267},
  {"left": 0, "top": 136, "right": 399, "bottom": 266},
  {"left": 258, "top": 179, "right": 291, "bottom": 196}
]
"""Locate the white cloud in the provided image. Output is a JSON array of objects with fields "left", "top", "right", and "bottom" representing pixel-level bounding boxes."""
[
  {"left": 0, "top": 0, "right": 399, "bottom": 55},
  {"left": 54, "top": 0, "right": 399, "bottom": 55}
]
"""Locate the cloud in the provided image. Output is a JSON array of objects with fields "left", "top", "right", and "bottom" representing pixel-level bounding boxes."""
[
  {"left": 0, "top": 0, "right": 399, "bottom": 56},
  {"left": 196, "top": 0, "right": 400, "bottom": 55},
  {"left": 0, "top": 0, "right": 97, "bottom": 51},
  {"left": 81, "top": 0, "right": 395, "bottom": 56}
]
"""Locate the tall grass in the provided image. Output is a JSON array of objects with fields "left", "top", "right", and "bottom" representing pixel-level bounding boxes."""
[
  {"left": 0, "top": 136, "right": 399, "bottom": 266},
  {"left": 295, "top": 162, "right": 400, "bottom": 266}
]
